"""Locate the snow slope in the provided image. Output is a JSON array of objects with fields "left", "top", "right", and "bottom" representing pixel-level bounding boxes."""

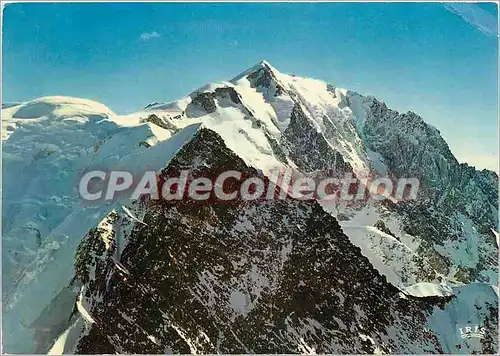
[{"left": 2, "top": 96, "right": 202, "bottom": 353}]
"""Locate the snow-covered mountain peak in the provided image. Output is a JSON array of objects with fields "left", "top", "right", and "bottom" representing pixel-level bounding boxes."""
[
  {"left": 2, "top": 62, "right": 498, "bottom": 354},
  {"left": 8, "top": 96, "right": 114, "bottom": 119}
]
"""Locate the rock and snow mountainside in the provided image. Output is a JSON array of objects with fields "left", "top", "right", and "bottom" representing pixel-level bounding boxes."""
[{"left": 1, "top": 62, "right": 498, "bottom": 354}]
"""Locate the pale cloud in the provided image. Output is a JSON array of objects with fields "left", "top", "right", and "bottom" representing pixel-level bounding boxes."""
[
  {"left": 139, "top": 31, "right": 161, "bottom": 41},
  {"left": 444, "top": 3, "right": 498, "bottom": 37}
]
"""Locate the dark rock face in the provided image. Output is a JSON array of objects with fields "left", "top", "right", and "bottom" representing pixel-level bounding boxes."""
[
  {"left": 358, "top": 96, "right": 497, "bottom": 225},
  {"left": 189, "top": 86, "right": 250, "bottom": 117},
  {"left": 246, "top": 63, "right": 286, "bottom": 97},
  {"left": 374, "top": 220, "right": 397, "bottom": 239},
  {"left": 349, "top": 93, "right": 498, "bottom": 284},
  {"left": 281, "top": 104, "right": 351, "bottom": 173},
  {"left": 191, "top": 92, "right": 218, "bottom": 114},
  {"left": 74, "top": 128, "right": 447, "bottom": 354},
  {"left": 143, "top": 114, "right": 179, "bottom": 133},
  {"left": 214, "top": 86, "right": 243, "bottom": 105},
  {"left": 360, "top": 97, "right": 457, "bottom": 188},
  {"left": 144, "top": 101, "right": 162, "bottom": 110}
]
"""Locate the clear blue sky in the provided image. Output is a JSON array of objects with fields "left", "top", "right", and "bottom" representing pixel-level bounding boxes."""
[{"left": 2, "top": 2, "right": 498, "bottom": 171}]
